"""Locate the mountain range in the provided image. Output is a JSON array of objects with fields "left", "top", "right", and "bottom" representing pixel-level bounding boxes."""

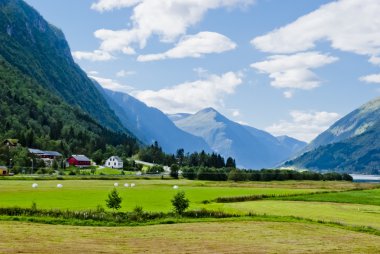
[
  {"left": 95, "top": 83, "right": 211, "bottom": 154},
  {"left": 171, "top": 108, "right": 306, "bottom": 169},
  {"left": 285, "top": 97, "right": 380, "bottom": 173},
  {"left": 1, "top": 0, "right": 378, "bottom": 173}
]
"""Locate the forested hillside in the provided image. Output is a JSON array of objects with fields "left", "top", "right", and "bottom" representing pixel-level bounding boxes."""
[
  {"left": 0, "top": 56, "right": 139, "bottom": 166},
  {"left": 284, "top": 121, "right": 380, "bottom": 174},
  {"left": 285, "top": 97, "right": 380, "bottom": 174},
  {"left": 0, "top": 0, "right": 125, "bottom": 131}
]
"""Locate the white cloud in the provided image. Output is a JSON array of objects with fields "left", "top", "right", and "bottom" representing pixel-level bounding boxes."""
[
  {"left": 89, "top": 75, "right": 134, "bottom": 93},
  {"left": 91, "top": 0, "right": 254, "bottom": 54},
  {"left": 266, "top": 110, "right": 341, "bottom": 142},
  {"left": 369, "top": 56, "right": 380, "bottom": 66},
  {"left": 359, "top": 74, "right": 380, "bottom": 84},
  {"left": 137, "top": 32, "right": 236, "bottom": 62},
  {"left": 283, "top": 91, "right": 293, "bottom": 99},
  {"left": 72, "top": 50, "right": 114, "bottom": 61},
  {"left": 116, "top": 70, "right": 136, "bottom": 77},
  {"left": 91, "top": 0, "right": 141, "bottom": 12},
  {"left": 251, "top": 52, "right": 338, "bottom": 93},
  {"left": 251, "top": 0, "right": 380, "bottom": 57},
  {"left": 87, "top": 70, "right": 99, "bottom": 75},
  {"left": 132, "top": 71, "right": 243, "bottom": 114},
  {"left": 193, "top": 67, "right": 209, "bottom": 77},
  {"left": 232, "top": 110, "right": 240, "bottom": 117}
]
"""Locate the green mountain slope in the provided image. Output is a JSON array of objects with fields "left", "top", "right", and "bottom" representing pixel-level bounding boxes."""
[
  {"left": 303, "top": 97, "right": 380, "bottom": 153},
  {"left": 0, "top": 0, "right": 124, "bottom": 131},
  {"left": 284, "top": 97, "right": 380, "bottom": 174},
  {"left": 0, "top": 55, "right": 138, "bottom": 158}
]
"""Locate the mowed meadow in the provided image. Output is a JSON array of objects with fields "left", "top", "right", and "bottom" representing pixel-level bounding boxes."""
[
  {"left": 0, "top": 179, "right": 330, "bottom": 211},
  {"left": 1, "top": 179, "right": 380, "bottom": 253}
]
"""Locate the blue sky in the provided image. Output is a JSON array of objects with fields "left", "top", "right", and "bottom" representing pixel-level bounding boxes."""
[{"left": 24, "top": 0, "right": 380, "bottom": 142}]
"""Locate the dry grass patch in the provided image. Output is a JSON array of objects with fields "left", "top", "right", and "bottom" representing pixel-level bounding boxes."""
[{"left": 0, "top": 221, "right": 380, "bottom": 253}]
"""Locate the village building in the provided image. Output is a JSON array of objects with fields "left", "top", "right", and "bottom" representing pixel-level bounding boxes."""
[
  {"left": 105, "top": 156, "right": 123, "bottom": 169},
  {"left": 0, "top": 166, "right": 8, "bottom": 176},
  {"left": 3, "top": 139, "right": 19, "bottom": 147},
  {"left": 67, "top": 155, "right": 91, "bottom": 168},
  {"left": 28, "top": 148, "right": 62, "bottom": 160},
  {"left": 28, "top": 148, "right": 62, "bottom": 167}
]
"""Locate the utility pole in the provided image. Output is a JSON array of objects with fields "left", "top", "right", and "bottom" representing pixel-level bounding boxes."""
[{"left": 31, "top": 159, "right": 34, "bottom": 175}]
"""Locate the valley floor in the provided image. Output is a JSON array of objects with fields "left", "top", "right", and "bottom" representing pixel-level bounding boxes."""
[
  {"left": 1, "top": 179, "right": 380, "bottom": 253},
  {"left": 1, "top": 220, "right": 380, "bottom": 254}
]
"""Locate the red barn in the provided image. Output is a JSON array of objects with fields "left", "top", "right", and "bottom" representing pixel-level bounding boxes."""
[{"left": 67, "top": 155, "right": 91, "bottom": 167}]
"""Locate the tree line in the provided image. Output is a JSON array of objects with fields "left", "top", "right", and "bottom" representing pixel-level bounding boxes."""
[
  {"left": 138, "top": 142, "right": 236, "bottom": 169},
  {"left": 181, "top": 167, "right": 353, "bottom": 182}
]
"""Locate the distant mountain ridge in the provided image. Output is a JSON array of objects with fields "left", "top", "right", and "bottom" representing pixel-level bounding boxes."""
[
  {"left": 96, "top": 84, "right": 212, "bottom": 154},
  {"left": 0, "top": 0, "right": 125, "bottom": 132},
  {"left": 285, "top": 96, "right": 380, "bottom": 173},
  {"left": 172, "top": 108, "right": 306, "bottom": 169}
]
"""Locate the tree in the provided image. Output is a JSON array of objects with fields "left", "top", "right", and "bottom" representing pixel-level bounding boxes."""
[
  {"left": 226, "top": 157, "right": 236, "bottom": 168},
  {"left": 105, "top": 188, "right": 122, "bottom": 211},
  {"left": 52, "top": 159, "right": 59, "bottom": 171},
  {"left": 176, "top": 148, "right": 185, "bottom": 166},
  {"left": 171, "top": 191, "right": 189, "bottom": 215},
  {"left": 170, "top": 164, "right": 179, "bottom": 179}
]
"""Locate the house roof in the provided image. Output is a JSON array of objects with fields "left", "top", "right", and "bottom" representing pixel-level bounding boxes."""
[
  {"left": 44, "top": 151, "right": 62, "bottom": 157},
  {"left": 4, "top": 139, "right": 19, "bottom": 145},
  {"left": 28, "top": 148, "right": 44, "bottom": 154},
  {"left": 28, "top": 148, "right": 62, "bottom": 157},
  {"left": 71, "top": 155, "right": 91, "bottom": 162},
  {"left": 109, "top": 156, "right": 123, "bottom": 162}
]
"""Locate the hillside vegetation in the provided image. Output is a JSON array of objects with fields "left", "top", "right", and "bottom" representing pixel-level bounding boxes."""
[
  {"left": 0, "top": 56, "right": 138, "bottom": 165},
  {"left": 285, "top": 121, "right": 380, "bottom": 173},
  {"left": 0, "top": 0, "right": 125, "bottom": 131},
  {"left": 285, "top": 97, "right": 380, "bottom": 173}
]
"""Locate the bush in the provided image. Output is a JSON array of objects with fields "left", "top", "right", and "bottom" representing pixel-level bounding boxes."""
[
  {"left": 228, "top": 169, "right": 248, "bottom": 181},
  {"left": 146, "top": 165, "right": 164, "bottom": 174},
  {"left": 171, "top": 191, "right": 189, "bottom": 215},
  {"left": 182, "top": 167, "right": 197, "bottom": 180}
]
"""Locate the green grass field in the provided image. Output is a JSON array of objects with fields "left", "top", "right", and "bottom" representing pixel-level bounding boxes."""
[
  {"left": 0, "top": 180, "right": 323, "bottom": 212},
  {"left": 210, "top": 200, "right": 380, "bottom": 229},
  {"left": 277, "top": 188, "right": 380, "bottom": 205},
  {"left": 1, "top": 179, "right": 380, "bottom": 253}
]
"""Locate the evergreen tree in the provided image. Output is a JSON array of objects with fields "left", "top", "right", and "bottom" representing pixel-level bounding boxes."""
[
  {"left": 226, "top": 157, "right": 236, "bottom": 168},
  {"left": 176, "top": 148, "right": 185, "bottom": 166},
  {"left": 105, "top": 188, "right": 122, "bottom": 211}
]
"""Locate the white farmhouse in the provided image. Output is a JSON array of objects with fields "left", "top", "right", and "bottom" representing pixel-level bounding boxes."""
[{"left": 105, "top": 156, "right": 123, "bottom": 169}]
